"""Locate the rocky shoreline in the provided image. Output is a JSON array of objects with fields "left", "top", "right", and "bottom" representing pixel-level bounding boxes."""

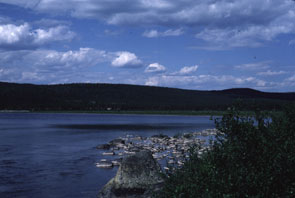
[
  {"left": 95, "top": 129, "right": 218, "bottom": 170},
  {"left": 96, "top": 129, "right": 218, "bottom": 197}
]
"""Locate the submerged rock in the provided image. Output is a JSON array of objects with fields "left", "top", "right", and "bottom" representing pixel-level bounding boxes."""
[{"left": 98, "top": 150, "right": 163, "bottom": 198}]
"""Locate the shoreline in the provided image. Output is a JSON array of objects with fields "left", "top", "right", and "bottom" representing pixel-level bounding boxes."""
[
  {"left": 0, "top": 109, "right": 277, "bottom": 116},
  {"left": 0, "top": 110, "right": 227, "bottom": 116},
  {"left": 95, "top": 129, "right": 218, "bottom": 171}
]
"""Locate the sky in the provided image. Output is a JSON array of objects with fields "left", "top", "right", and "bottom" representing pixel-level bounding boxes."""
[{"left": 0, "top": 0, "right": 294, "bottom": 92}]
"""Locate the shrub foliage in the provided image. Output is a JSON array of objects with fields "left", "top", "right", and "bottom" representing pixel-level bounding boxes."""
[{"left": 158, "top": 105, "right": 295, "bottom": 197}]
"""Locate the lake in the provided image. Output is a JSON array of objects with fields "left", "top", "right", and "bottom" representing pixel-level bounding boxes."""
[{"left": 0, "top": 113, "right": 215, "bottom": 198}]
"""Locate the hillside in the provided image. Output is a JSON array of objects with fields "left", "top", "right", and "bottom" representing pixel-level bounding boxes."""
[{"left": 0, "top": 82, "right": 294, "bottom": 111}]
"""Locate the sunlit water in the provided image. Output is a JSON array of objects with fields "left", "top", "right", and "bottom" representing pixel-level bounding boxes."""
[{"left": 0, "top": 113, "right": 215, "bottom": 198}]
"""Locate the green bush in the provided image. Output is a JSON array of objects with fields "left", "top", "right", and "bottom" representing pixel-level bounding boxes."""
[{"left": 157, "top": 105, "right": 295, "bottom": 198}]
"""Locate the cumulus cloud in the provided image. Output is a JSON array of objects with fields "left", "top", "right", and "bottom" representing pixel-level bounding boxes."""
[
  {"left": 0, "top": 0, "right": 293, "bottom": 26},
  {"left": 145, "top": 63, "right": 166, "bottom": 73},
  {"left": 0, "top": 48, "right": 108, "bottom": 71},
  {"left": 257, "top": 70, "right": 287, "bottom": 76},
  {"left": 111, "top": 51, "right": 142, "bottom": 68},
  {"left": 143, "top": 28, "right": 184, "bottom": 38},
  {"left": 178, "top": 65, "right": 198, "bottom": 75},
  {"left": 1, "top": 0, "right": 294, "bottom": 48},
  {"left": 0, "top": 23, "right": 29, "bottom": 45},
  {"left": 0, "top": 48, "right": 143, "bottom": 83},
  {"left": 33, "top": 25, "right": 75, "bottom": 44},
  {"left": 32, "top": 48, "right": 109, "bottom": 68},
  {"left": 0, "top": 48, "right": 142, "bottom": 73},
  {"left": 0, "top": 23, "right": 75, "bottom": 49}
]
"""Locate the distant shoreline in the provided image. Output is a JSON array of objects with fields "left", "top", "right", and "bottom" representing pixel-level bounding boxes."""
[
  {"left": 37, "top": 110, "right": 228, "bottom": 116},
  {"left": 0, "top": 110, "right": 30, "bottom": 113},
  {"left": 12, "top": 110, "right": 266, "bottom": 116},
  {"left": 0, "top": 110, "right": 281, "bottom": 116},
  {"left": 0, "top": 110, "right": 226, "bottom": 116}
]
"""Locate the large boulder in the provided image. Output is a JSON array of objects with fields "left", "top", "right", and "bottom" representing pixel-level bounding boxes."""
[{"left": 98, "top": 150, "right": 163, "bottom": 198}]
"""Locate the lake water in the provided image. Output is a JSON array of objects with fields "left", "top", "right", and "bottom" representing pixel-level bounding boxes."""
[{"left": 0, "top": 113, "right": 215, "bottom": 198}]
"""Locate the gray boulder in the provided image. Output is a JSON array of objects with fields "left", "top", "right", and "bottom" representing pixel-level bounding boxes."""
[{"left": 98, "top": 150, "right": 163, "bottom": 198}]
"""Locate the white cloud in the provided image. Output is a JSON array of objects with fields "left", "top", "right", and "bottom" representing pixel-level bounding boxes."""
[
  {"left": 196, "top": 21, "right": 295, "bottom": 48},
  {"left": 145, "top": 74, "right": 267, "bottom": 89},
  {"left": 286, "top": 75, "right": 295, "bottom": 82},
  {"left": 0, "top": 48, "right": 143, "bottom": 83},
  {"left": 0, "top": 0, "right": 40, "bottom": 8},
  {"left": 142, "top": 30, "right": 159, "bottom": 38},
  {"left": 178, "top": 65, "right": 198, "bottom": 75},
  {"left": 257, "top": 70, "right": 287, "bottom": 76},
  {"left": 33, "top": 19, "right": 71, "bottom": 27},
  {"left": 33, "top": 25, "right": 75, "bottom": 44},
  {"left": 235, "top": 62, "right": 270, "bottom": 70},
  {"left": 1, "top": 0, "right": 292, "bottom": 27},
  {"left": 32, "top": 48, "right": 108, "bottom": 68},
  {"left": 196, "top": 28, "right": 262, "bottom": 48},
  {"left": 195, "top": 4, "right": 295, "bottom": 48},
  {"left": 0, "top": 16, "right": 11, "bottom": 24},
  {"left": 145, "top": 63, "right": 166, "bottom": 73},
  {"left": 0, "top": 48, "right": 109, "bottom": 71},
  {"left": 145, "top": 77, "right": 159, "bottom": 86},
  {"left": 0, "top": 48, "right": 142, "bottom": 71},
  {"left": 111, "top": 51, "right": 142, "bottom": 68},
  {"left": 0, "top": 23, "right": 29, "bottom": 44},
  {"left": 143, "top": 28, "right": 184, "bottom": 38},
  {"left": 0, "top": 23, "right": 75, "bottom": 49},
  {"left": 21, "top": 71, "right": 44, "bottom": 81},
  {"left": 1, "top": 0, "right": 294, "bottom": 48}
]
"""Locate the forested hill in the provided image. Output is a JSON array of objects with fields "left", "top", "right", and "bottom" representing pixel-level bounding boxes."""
[{"left": 0, "top": 81, "right": 294, "bottom": 111}]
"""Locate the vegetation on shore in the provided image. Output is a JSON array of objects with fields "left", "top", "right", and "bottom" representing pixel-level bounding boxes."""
[{"left": 157, "top": 105, "right": 295, "bottom": 197}]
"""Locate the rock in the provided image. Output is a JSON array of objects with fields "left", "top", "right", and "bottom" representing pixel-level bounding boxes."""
[
  {"left": 97, "top": 138, "right": 125, "bottom": 150},
  {"left": 96, "top": 144, "right": 111, "bottom": 150},
  {"left": 109, "top": 138, "right": 125, "bottom": 146},
  {"left": 151, "top": 134, "right": 169, "bottom": 139},
  {"left": 98, "top": 150, "right": 163, "bottom": 198}
]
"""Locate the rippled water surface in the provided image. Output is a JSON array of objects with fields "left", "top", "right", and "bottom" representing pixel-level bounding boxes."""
[{"left": 0, "top": 113, "right": 215, "bottom": 198}]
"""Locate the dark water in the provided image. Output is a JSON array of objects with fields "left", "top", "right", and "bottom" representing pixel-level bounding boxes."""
[{"left": 0, "top": 113, "right": 215, "bottom": 198}]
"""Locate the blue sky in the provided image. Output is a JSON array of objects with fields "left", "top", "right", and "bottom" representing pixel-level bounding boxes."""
[{"left": 0, "top": 0, "right": 294, "bottom": 91}]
